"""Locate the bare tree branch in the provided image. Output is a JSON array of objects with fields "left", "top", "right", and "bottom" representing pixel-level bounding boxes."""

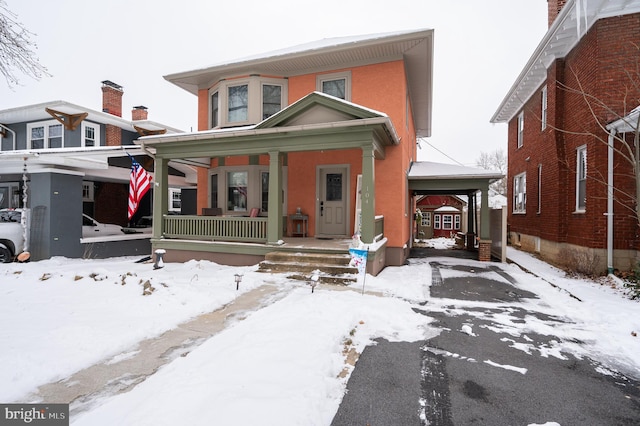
[{"left": 0, "top": 0, "right": 50, "bottom": 88}]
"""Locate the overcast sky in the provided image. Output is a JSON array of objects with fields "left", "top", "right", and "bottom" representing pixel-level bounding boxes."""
[{"left": 0, "top": 0, "right": 548, "bottom": 166}]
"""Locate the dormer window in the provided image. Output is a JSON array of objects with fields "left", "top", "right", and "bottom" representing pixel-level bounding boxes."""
[{"left": 209, "top": 77, "right": 287, "bottom": 129}]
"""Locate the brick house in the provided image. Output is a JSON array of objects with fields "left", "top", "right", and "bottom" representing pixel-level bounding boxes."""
[
  {"left": 491, "top": 0, "right": 640, "bottom": 273},
  {"left": 141, "top": 30, "right": 503, "bottom": 275}
]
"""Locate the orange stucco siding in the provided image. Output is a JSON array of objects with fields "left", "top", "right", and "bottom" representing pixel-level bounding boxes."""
[
  {"left": 287, "top": 149, "right": 362, "bottom": 236},
  {"left": 193, "top": 60, "right": 418, "bottom": 249}
]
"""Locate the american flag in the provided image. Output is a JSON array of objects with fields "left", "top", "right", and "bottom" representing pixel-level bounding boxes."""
[{"left": 128, "top": 156, "right": 152, "bottom": 220}]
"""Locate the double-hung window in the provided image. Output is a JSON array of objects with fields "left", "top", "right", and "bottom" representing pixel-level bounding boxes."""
[
  {"left": 82, "top": 122, "right": 100, "bottom": 147},
  {"left": 454, "top": 214, "right": 461, "bottom": 230},
  {"left": 434, "top": 214, "right": 441, "bottom": 229},
  {"left": 576, "top": 146, "right": 587, "bottom": 212},
  {"left": 27, "top": 121, "right": 63, "bottom": 149},
  {"left": 513, "top": 172, "right": 527, "bottom": 213},
  {"left": 517, "top": 112, "right": 524, "bottom": 148},
  {"left": 442, "top": 215, "right": 453, "bottom": 230},
  {"left": 421, "top": 212, "right": 431, "bottom": 227}
]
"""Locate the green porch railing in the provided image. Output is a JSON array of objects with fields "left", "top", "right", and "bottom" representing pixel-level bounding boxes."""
[{"left": 163, "top": 215, "right": 268, "bottom": 243}]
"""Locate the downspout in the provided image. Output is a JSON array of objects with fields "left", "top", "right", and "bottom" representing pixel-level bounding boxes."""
[
  {"left": 0, "top": 124, "right": 16, "bottom": 150},
  {"left": 607, "top": 129, "right": 615, "bottom": 274}
]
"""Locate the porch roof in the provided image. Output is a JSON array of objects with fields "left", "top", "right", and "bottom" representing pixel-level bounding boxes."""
[{"left": 140, "top": 92, "right": 399, "bottom": 162}]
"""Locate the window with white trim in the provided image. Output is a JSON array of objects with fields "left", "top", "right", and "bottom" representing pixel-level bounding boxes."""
[
  {"left": 517, "top": 112, "right": 524, "bottom": 148},
  {"left": 443, "top": 215, "right": 453, "bottom": 230},
  {"left": 317, "top": 71, "right": 351, "bottom": 101},
  {"left": 81, "top": 122, "right": 100, "bottom": 147},
  {"left": 541, "top": 86, "right": 547, "bottom": 130},
  {"left": 454, "top": 214, "right": 460, "bottom": 230},
  {"left": 434, "top": 214, "right": 441, "bottom": 229},
  {"left": 82, "top": 182, "right": 94, "bottom": 202},
  {"left": 169, "top": 188, "right": 182, "bottom": 212},
  {"left": 27, "top": 120, "right": 63, "bottom": 149},
  {"left": 421, "top": 211, "right": 431, "bottom": 227},
  {"left": 576, "top": 145, "right": 587, "bottom": 212},
  {"left": 513, "top": 172, "right": 527, "bottom": 213}
]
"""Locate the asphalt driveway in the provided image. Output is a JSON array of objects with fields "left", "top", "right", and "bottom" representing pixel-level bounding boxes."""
[{"left": 331, "top": 254, "right": 640, "bottom": 426}]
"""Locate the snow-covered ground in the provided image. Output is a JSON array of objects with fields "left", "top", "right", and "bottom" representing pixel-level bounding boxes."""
[{"left": 1, "top": 238, "right": 638, "bottom": 425}]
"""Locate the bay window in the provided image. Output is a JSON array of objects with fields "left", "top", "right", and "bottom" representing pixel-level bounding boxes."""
[
  {"left": 228, "top": 84, "right": 248, "bottom": 123},
  {"left": 227, "top": 171, "right": 248, "bottom": 212}
]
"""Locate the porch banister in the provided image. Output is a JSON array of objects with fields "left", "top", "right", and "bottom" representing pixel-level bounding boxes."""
[
  {"left": 479, "top": 184, "right": 490, "bottom": 240},
  {"left": 152, "top": 156, "right": 169, "bottom": 238},
  {"left": 267, "top": 151, "right": 283, "bottom": 244},
  {"left": 360, "top": 146, "right": 376, "bottom": 244}
]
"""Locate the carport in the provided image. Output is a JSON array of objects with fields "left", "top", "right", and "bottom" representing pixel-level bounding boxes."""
[{"left": 408, "top": 161, "right": 503, "bottom": 261}]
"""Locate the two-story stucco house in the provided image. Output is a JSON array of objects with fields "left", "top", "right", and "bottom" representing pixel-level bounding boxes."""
[
  {"left": 141, "top": 29, "right": 502, "bottom": 275},
  {"left": 491, "top": 0, "right": 640, "bottom": 274}
]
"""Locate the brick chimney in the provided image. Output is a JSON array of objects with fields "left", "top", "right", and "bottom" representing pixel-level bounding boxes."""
[
  {"left": 101, "top": 80, "right": 123, "bottom": 117},
  {"left": 132, "top": 105, "right": 148, "bottom": 121},
  {"left": 548, "top": 0, "right": 568, "bottom": 27}
]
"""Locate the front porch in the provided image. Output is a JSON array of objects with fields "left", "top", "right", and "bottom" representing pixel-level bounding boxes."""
[{"left": 153, "top": 213, "right": 387, "bottom": 275}]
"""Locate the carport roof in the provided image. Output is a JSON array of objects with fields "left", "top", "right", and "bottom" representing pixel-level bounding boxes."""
[{"left": 408, "top": 161, "right": 502, "bottom": 180}]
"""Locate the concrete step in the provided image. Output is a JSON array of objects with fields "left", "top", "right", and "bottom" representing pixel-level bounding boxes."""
[{"left": 258, "top": 251, "right": 358, "bottom": 285}]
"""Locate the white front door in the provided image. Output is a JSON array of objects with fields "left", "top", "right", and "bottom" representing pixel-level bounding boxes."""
[{"left": 317, "top": 166, "right": 348, "bottom": 237}]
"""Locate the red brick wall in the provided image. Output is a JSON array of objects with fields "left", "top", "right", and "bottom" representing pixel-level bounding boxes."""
[{"left": 508, "top": 13, "right": 640, "bottom": 251}]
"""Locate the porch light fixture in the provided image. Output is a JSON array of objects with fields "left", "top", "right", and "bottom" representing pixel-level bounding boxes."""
[{"left": 234, "top": 273, "right": 243, "bottom": 290}]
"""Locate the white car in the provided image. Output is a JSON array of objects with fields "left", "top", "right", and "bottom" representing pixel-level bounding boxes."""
[{"left": 82, "top": 214, "right": 123, "bottom": 238}]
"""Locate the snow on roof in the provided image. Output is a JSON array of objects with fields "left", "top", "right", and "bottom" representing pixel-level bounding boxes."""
[
  {"left": 434, "top": 205, "right": 460, "bottom": 213},
  {"left": 408, "top": 161, "right": 503, "bottom": 180}
]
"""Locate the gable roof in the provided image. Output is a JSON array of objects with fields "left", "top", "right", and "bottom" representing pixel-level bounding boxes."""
[
  {"left": 164, "top": 29, "right": 433, "bottom": 138},
  {"left": 491, "top": 0, "right": 640, "bottom": 123}
]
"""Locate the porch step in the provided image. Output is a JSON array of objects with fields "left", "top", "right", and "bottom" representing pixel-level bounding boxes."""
[{"left": 258, "top": 251, "right": 358, "bottom": 285}]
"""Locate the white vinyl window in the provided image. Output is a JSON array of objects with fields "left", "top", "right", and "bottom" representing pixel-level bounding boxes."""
[
  {"left": 454, "top": 214, "right": 461, "bottom": 230},
  {"left": 442, "top": 215, "right": 453, "bottom": 230},
  {"left": 317, "top": 71, "right": 351, "bottom": 101},
  {"left": 421, "top": 211, "right": 431, "bottom": 227},
  {"left": 517, "top": 112, "right": 524, "bottom": 148},
  {"left": 434, "top": 214, "right": 441, "bottom": 229},
  {"left": 576, "top": 145, "right": 587, "bottom": 212},
  {"left": 513, "top": 172, "right": 527, "bottom": 213},
  {"left": 81, "top": 122, "right": 100, "bottom": 147},
  {"left": 27, "top": 120, "right": 63, "bottom": 149},
  {"left": 541, "top": 86, "right": 548, "bottom": 130}
]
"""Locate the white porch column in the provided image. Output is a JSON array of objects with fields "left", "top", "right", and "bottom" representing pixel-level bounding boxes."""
[{"left": 267, "top": 150, "right": 283, "bottom": 244}]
